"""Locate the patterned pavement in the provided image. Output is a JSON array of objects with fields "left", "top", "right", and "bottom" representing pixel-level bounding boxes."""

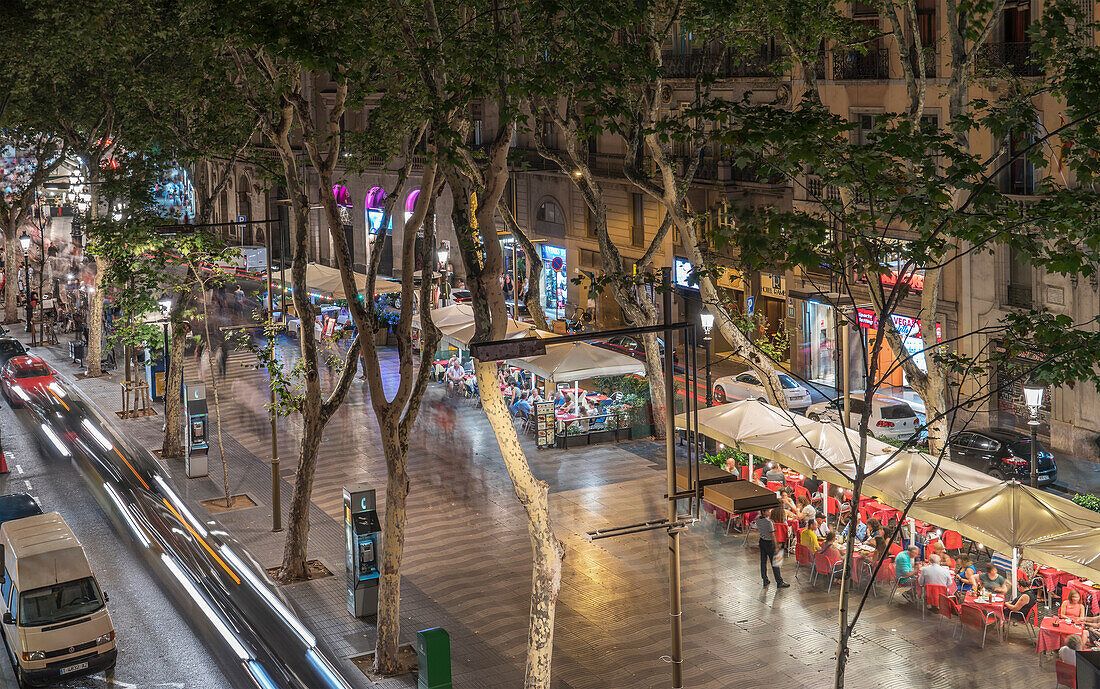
[{"left": 181, "top": 336, "right": 1051, "bottom": 689}]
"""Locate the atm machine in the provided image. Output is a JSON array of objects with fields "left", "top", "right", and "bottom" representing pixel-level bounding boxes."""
[{"left": 343, "top": 485, "right": 381, "bottom": 618}]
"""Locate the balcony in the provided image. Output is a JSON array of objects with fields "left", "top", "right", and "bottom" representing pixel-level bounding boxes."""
[
  {"left": 922, "top": 47, "right": 936, "bottom": 78},
  {"left": 832, "top": 49, "right": 889, "bottom": 80},
  {"left": 1006, "top": 283, "right": 1033, "bottom": 309},
  {"left": 978, "top": 42, "right": 1043, "bottom": 77},
  {"left": 660, "top": 46, "right": 783, "bottom": 80}
]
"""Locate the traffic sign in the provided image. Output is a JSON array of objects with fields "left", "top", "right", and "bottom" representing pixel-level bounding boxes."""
[{"left": 746, "top": 296, "right": 754, "bottom": 316}]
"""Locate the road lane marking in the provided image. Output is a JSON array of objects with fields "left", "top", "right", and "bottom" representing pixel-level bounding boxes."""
[
  {"left": 23, "top": 480, "right": 31, "bottom": 490},
  {"left": 14, "top": 464, "right": 22, "bottom": 474}
]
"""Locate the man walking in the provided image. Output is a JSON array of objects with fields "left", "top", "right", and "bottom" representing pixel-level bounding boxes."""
[{"left": 756, "top": 507, "right": 790, "bottom": 588}]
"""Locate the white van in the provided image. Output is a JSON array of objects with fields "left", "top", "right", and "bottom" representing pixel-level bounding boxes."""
[{"left": 1, "top": 512, "right": 116, "bottom": 687}]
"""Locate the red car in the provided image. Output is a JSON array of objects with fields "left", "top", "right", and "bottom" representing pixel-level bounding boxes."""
[{"left": 2, "top": 355, "right": 56, "bottom": 406}]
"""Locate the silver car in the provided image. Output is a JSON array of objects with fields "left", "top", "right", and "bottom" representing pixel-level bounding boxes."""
[{"left": 712, "top": 371, "right": 812, "bottom": 409}]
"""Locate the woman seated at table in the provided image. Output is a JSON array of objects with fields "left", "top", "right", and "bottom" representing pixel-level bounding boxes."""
[
  {"left": 955, "top": 555, "right": 978, "bottom": 593},
  {"left": 871, "top": 535, "right": 888, "bottom": 562},
  {"left": 1003, "top": 581, "right": 1041, "bottom": 619},
  {"left": 978, "top": 563, "right": 1009, "bottom": 595},
  {"left": 779, "top": 489, "right": 799, "bottom": 522},
  {"left": 1061, "top": 588, "right": 1087, "bottom": 621},
  {"left": 861, "top": 519, "right": 883, "bottom": 546},
  {"left": 560, "top": 393, "right": 577, "bottom": 414},
  {"left": 796, "top": 495, "right": 816, "bottom": 525}
]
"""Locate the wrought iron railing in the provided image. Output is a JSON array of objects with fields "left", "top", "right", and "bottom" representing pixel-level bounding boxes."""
[
  {"left": 660, "top": 46, "right": 784, "bottom": 79},
  {"left": 978, "top": 42, "right": 1044, "bottom": 77},
  {"left": 832, "top": 49, "right": 890, "bottom": 80}
]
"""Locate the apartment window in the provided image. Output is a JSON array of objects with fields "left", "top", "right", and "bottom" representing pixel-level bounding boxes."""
[
  {"left": 586, "top": 206, "right": 597, "bottom": 238},
  {"left": 541, "top": 120, "right": 555, "bottom": 150},
  {"left": 535, "top": 199, "right": 566, "bottom": 239},
  {"left": 855, "top": 114, "right": 878, "bottom": 145},
  {"left": 631, "top": 194, "right": 645, "bottom": 248},
  {"left": 471, "top": 119, "right": 482, "bottom": 146},
  {"left": 580, "top": 248, "right": 600, "bottom": 269},
  {"left": 1007, "top": 246, "right": 1032, "bottom": 307},
  {"left": 1006, "top": 129, "right": 1037, "bottom": 195},
  {"left": 1004, "top": 0, "right": 1031, "bottom": 43}
]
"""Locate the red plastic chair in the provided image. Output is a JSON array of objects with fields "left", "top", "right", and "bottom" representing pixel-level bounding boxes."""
[
  {"left": 959, "top": 603, "right": 998, "bottom": 648},
  {"left": 795, "top": 544, "right": 811, "bottom": 577},
  {"left": 1056, "top": 659, "right": 1077, "bottom": 688},
  {"left": 752, "top": 467, "right": 764, "bottom": 482},
  {"left": 943, "top": 530, "right": 964, "bottom": 552},
  {"left": 793, "top": 485, "right": 810, "bottom": 502},
  {"left": 826, "top": 497, "right": 840, "bottom": 520},
  {"left": 877, "top": 559, "right": 896, "bottom": 582},
  {"left": 739, "top": 465, "right": 750, "bottom": 480},
  {"left": 766, "top": 481, "right": 784, "bottom": 493},
  {"left": 888, "top": 542, "right": 902, "bottom": 557},
  {"left": 938, "top": 591, "right": 961, "bottom": 629},
  {"left": 812, "top": 551, "right": 844, "bottom": 591},
  {"left": 923, "top": 584, "right": 949, "bottom": 619}
]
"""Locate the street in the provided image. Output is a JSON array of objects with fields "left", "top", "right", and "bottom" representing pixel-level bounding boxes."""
[{"left": 0, "top": 382, "right": 228, "bottom": 688}]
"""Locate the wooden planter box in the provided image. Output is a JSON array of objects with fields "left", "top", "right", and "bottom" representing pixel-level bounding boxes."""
[{"left": 588, "top": 429, "right": 617, "bottom": 445}]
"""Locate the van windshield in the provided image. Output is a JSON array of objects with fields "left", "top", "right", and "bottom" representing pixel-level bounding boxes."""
[{"left": 19, "top": 577, "right": 104, "bottom": 627}]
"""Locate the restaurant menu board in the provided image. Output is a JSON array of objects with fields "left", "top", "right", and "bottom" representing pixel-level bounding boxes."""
[{"left": 535, "top": 402, "right": 556, "bottom": 449}]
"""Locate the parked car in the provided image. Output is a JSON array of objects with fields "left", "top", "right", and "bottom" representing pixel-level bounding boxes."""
[
  {"left": 0, "top": 493, "right": 42, "bottom": 526},
  {"left": 1, "top": 355, "right": 56, "bottom": 406},
  {"left": 451, "top": 289, "right": 472, "bottom": 304},
  {"left": 947, "top": 428, "right": 1057, "bottom": 485},
  {"left": 0, "top": 338, "right": 27, "bottom": 367},
  {"left": 805, "top": 394, "right": 921, "bottom": 440},
  {"left": 594, "top": 335, "right": 679, "bottom": 364},
  {"left": 712, "top": 371, "right": 812, "bottom": 409}
]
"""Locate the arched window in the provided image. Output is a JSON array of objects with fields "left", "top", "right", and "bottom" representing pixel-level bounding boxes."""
[
  {"left": 332, "top": 184, "right": 352, "bottom": 207},
  {"left": 535, "top": 199, "right": 566, "bottom": 239},
  {"left": 219, "top": 190, "right": 229, "bottom": 223},
  {"left": 365, "top": 187, "right": 390, "bottom": 234},
  {"left": 237, "top": 176, "right": 252, "bottom": 220},
  {"left": 405, "top": 189, "right": 421, "bottom": 215}
]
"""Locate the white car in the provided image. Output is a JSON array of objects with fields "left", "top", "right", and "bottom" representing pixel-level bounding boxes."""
[
  {"left": 804, "top": 394, "right": 921, "bottom": 440},
  {"left": 712, "top": 371, "right": 812, "bottom": 409}
]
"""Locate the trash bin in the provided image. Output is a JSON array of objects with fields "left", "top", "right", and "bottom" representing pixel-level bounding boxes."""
[{"left": 416, "top": 627, "right": 451, "bottom": 689}]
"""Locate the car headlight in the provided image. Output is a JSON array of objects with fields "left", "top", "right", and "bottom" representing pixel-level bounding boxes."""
[
  {"left": 97, "top": 631, "right": 115, "bottom": 645},
  {"left": 22, "top": 650, "right": 45, "bottom": 661}
]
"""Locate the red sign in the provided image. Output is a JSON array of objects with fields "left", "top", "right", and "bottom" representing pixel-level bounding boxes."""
[
  {"left": 879, "top": 269, "right": 924, "bottom": 291},
  {"left": 855, "top": 308, "right": 941, "bottom": 342}
]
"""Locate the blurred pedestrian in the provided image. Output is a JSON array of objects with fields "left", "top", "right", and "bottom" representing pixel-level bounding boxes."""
[{"left": 757, "top": 507, "right": 790, "bottom": 588}]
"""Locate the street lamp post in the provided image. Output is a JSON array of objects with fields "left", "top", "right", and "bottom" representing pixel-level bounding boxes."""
[
  {"left": 265, "top": 226, "right": 281, "bottom": 533},
  {"left": 19, "top": 232, "right": 32, "bottom": 334},
  {"left": 437, "top": 248, "right": 449, "bottom": 307},
  {"left": 158, "top": 298, "right": 172, "bottom": 413},
  {"left": 700, "top": 308, "right": 714, "bottom": 406},
  {"left": 1023, "top": 383, "right": 1045, "bottom": 488}
]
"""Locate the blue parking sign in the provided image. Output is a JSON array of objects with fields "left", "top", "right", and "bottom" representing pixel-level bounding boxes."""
[{"left": 746, "top": 296, "right": 754, "bottom": 316}]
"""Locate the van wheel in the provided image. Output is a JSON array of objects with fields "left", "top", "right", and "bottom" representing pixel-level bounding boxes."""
[
  {"left": 989, "top": 470, "right": 1006, "bottom": 482},
  {"left": 809, "top": 413, "right": 820, "bottom": 422},
  {"left": 16, "top": 666, "right": 30, "bottom": 689}
]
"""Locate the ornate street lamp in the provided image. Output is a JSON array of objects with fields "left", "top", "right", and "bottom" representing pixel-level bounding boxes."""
[
  {"left": 437, "top": 248, "right": 450, "bottom": 307},
  {"left": 1023, "top": 383, "right": 1045, "bottom": 488},
  {"left": 19, "top": 232, "right": 32, "bottom": 332},
  {"left": 699, "top": 308, "right": 714, "bottom": 405}
]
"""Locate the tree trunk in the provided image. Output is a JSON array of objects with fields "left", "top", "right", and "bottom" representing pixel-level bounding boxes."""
[
  {"left": 198, "top": 286, "right": 230, "bottom": 507},
  {"left": 3, "top": 220, "right": 18, "bottom": 323},
  {"left": 161, "top": 318, "right": 188, "bottom": 457},
  {"left": 373, "top": 417, "right": 409, "bottom": 676},
  {"left": 473, "top": 359, "right": 564, "bottom": 689},
  {"left": 640, "top": 331, "right": 667, "bottom": 439},
  {"left": 86, "top": 254, "right": 107, "bottom": 377},
  {"left": 278, "top": 408, "right": 323, "bottom": 582}
]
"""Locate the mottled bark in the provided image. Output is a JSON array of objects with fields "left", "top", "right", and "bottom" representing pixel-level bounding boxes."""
[
  {"left": 3, "top": 220, "right": 18, "bottom": 323},
  {"left": 374, "top": 419, "right": 408, "bottom": 674},
  {"left": 160, "top": 315, "right": 189, "bottom": 458},
  {"left": 86, "top": 254, "right": 107, "bottom": 377},
  {"left": 474, "top": 358, "right": 564, "bottom": 688}
]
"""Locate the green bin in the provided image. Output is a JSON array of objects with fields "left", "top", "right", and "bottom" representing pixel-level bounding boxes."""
[{"left": 417, "top": 627, "right": 452, "bottom": 689}]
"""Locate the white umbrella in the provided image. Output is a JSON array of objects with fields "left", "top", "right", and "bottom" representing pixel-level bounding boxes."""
[{"left": 511, "top": 341, "right": 645, "bottom": 381}]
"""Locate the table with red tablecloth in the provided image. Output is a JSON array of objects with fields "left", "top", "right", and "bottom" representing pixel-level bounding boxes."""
[
  {"left": 964, "top": 592, "right": 1006, "bottom": 622},
  {"left": 1037, "top": 616, "right": 1087, "bottom": 653},
  {"left": 784, "top": 472, "right": 804, "bottom": 491},
  {"left": 1065, "top": 579, "right": 1100, "bottom": 615},
  {"left": 1039, "top": 566, "right": 1080, "bottom": 592},
  {"left": 860, "top": 499, "right": 902, "bottom": 523}
]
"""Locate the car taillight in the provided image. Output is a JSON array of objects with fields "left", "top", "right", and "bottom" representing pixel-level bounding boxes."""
[
  {"left": 876, "top": 420, "right": 894, "bottom": 427},
  {"left": 1004, "top": 456, "right": 1029, "bottom": 466}
]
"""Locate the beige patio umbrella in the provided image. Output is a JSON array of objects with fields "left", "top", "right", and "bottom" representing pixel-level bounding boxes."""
[
  {"left": 411, "top": 303, "right": 475, "bottom": 331},
  {"left": 853, "top": 450, "right": 1001, "bottom": 507},
  {"left": 740, "top": 421, "right": 884, "bottom": 487},
  {"left": 911, "top": 481, "right": 1100, "bottom": 594},
  {"left": 1024, "top": 530, "right": 1100, "bottom": 582},
  {"left": 673, "top": 399, "right": 817, "bottom": 483},
  {"left": 442, "top": 319, "right": 551, "bottom": 350}
]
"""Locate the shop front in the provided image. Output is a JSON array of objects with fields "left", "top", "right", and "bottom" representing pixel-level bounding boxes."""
[
  {"left": 992, "top": 340, "right": 1051, "bottom": 435},
  {"left": 541, "top": 244, "right": 567, "bottom": 321},
  {"left": 799, "top": 300, "right": 837, "bottom": 386},
  {"left": 855, "top": 308, "right": 941, "bottom": 389}
]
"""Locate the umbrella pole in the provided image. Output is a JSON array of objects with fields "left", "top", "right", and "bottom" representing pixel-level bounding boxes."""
[
  {"left": 909, "top": 518, "right": 915, "bottom": 546},
  {"left": 1011, "top": 547, "right": 1018, "bottom": 598},
  {"left": 823, "top": 481, "right": 830, "bottom": 524}
]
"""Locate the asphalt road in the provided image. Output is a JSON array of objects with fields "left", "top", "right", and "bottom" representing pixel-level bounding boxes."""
[{"left": 0, "top": 394, "right": 228, "bottom": 688}]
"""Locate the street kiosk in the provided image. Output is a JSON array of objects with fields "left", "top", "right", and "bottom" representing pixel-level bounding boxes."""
[
  {"left": 184, "top": 383, "right": 209, "bottom": 478},
  {"left": 343, "top": 484, "right": 381, "bottom": 618}
]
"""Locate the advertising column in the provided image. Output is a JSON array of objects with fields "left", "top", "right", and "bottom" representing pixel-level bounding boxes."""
[{"left": 541, "top": 245, "right": 567, "bottom": 321}]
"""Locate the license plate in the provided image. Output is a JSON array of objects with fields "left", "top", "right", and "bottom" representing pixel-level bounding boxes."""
[
  {"left": 60, "top": 661, "right": 89, "bottom": 675},
  {"left": 1039, "top": 475, "right": 1052, "bottom": 483}
]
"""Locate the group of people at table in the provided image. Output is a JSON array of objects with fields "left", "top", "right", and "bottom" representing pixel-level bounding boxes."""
[
  {"left": 436, "top": 356, "right": 611, "bottom": 421},
  {"left": 745, "top": 460, "right": 1100, "bottom": 660}
]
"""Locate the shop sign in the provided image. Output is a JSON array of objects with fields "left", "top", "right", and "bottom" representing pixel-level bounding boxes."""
[
  {"left": 760, "top": 273, "right": 786, "bottom": 299},
  {"left": 535, "top": 401, "right": 556, "bottom": 448},
  {"left": 673, "top": 257, "right": 696, "bottom": 289},
  {"left": 716, "top": 266, "right": 746, "bottom": 291},
  {"left": 879, "top": 269, "right": 924, "bottom": 291}
]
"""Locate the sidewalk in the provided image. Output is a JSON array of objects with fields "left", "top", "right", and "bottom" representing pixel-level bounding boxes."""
[{"left": 20, "top": 334, "right": 411, "bottom": 689}]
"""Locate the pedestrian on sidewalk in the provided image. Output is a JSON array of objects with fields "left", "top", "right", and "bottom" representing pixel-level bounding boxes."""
[{"left": 757, "top": 507, "right": 790, "bottom": 588}]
